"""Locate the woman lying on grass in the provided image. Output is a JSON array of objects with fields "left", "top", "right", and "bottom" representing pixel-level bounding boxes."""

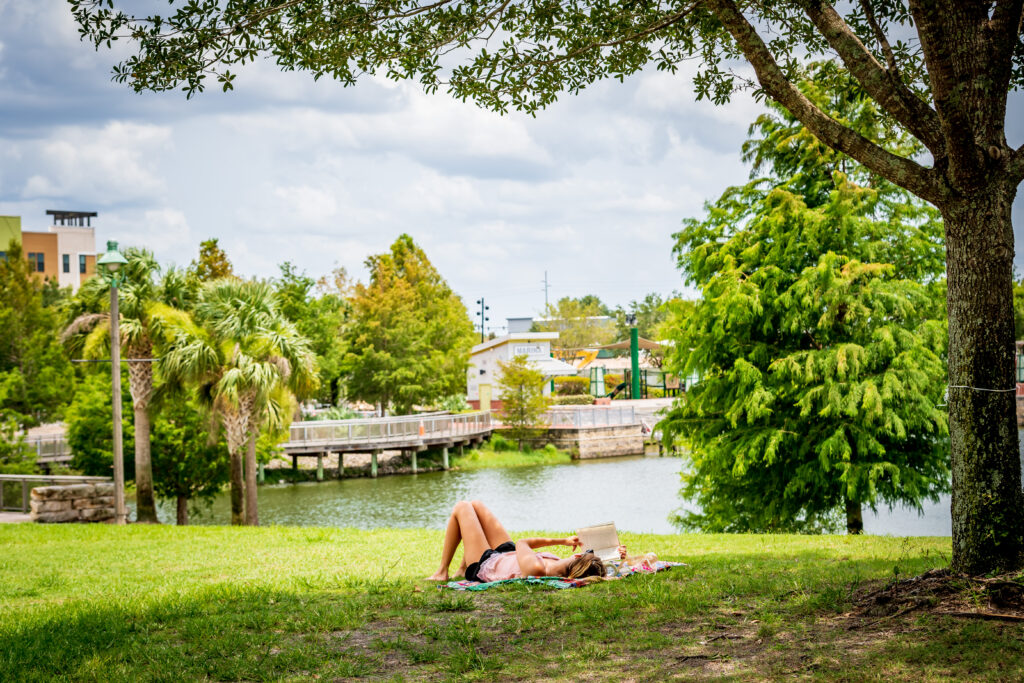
[{"left": 425, "top": 500, "right": 624, "bottom": 583}]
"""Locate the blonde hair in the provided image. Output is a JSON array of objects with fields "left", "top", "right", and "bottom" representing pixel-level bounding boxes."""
[{"left": 564, "top": 552, "right": 605, "bottom": 584}]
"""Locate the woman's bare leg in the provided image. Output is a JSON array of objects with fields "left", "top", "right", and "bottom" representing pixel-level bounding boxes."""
[
  {"left": 426, "top": 501, "right": 490, "bottom": 581},
  {"left": 471, "top": 500, "right": 513, "bottom": 548}
]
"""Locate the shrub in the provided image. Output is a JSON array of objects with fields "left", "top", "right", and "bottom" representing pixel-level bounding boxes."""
[
  {"left": 604, "top": 374, "right": 623, "bottom": 389},
  {"left": 550, "top": 395, "right": 595, "bottom": 406},
  {"left": 488, "top": 433, "right": 518, "bottom": 452},
  {"left": 553, "top": 376, "right": 589, "bottom": 395}
]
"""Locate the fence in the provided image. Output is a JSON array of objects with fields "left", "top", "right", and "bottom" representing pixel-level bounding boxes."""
[
  {"left": 0, "top": 473, "right": 111, "bottom": 513},
  {"left": 540, "top": 405, "right": 638, "bottom": 428},
  {"left": 24, "top": 435, "right": 72, "bottom": 463},
  {"left": 285, "top": 411, "right": 492, "bottom": 449}
]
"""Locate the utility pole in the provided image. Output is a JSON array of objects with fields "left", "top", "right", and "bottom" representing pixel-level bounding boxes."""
[
  {"left": 475, "top": 298, "right": 489, "bottom": 343},
  {"left": 542, "top": 271, "right": 550, "bottom": 309}
]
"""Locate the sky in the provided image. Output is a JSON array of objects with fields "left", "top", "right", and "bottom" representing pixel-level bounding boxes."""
[{"left": 2, "top": 2, "right": 1022, "bottom": 336}]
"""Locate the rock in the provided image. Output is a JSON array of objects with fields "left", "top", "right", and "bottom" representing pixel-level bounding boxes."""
[
  {"left": 93, "top": 483, "right": 114, "bottom": 496},
  {"left": 31, "top": 500, "right": 72, "bottom": 514},
  {"left": 80, "top": 507, "right": 114, "bottom": 522},
  {"left": 33, "top": 509, "right": 80, "bottom": 523}
]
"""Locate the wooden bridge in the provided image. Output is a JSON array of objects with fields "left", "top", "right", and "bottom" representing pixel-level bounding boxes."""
[{"left": 281, "top": 411, "right": 494, "bottom": 476}]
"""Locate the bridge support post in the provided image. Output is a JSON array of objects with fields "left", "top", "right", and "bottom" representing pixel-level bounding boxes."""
[
  {"left": 410, "top": 450, "right": 418, "bottom": 474},
  {"left": 258, "top": 462, "right": 265, "bottom": 484},
  {"left": 317, "top": 453, "right": 324, "bottom": 481},
  {"left": 371, "top": 451, "right": 379, "bottom": 478},
  {"left": 442, "top": 446, "right": 449, "bottom": 470},
  {"left": 459, "top": 444, "right": 464, "bottom": 457},
  {"left": 291, "top": 455, "right": 298, "bottom": 471}
]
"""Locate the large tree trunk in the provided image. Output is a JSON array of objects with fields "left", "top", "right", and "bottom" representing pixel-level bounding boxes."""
[
  {"left": 944, "top": 186, "right": 1024, "bottom": 574},
  {"left": 845, "top": 498, "right": 863, "bottom": 535},
  {"left": 176, "top": 495, "right": 188, "bottom": 525},
  {"left": 244, "top": 432, "right": 259, "bottom": 526},
  {"left": 229, "top": 449, "right": 244, "bottom": 525},
  {"left": 133, "top": 405, "right": 159, "bottom": 523}
]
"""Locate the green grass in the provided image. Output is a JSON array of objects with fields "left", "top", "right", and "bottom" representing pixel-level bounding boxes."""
[
  {"left": 450, "top": 435, "right": 572, "bottom": 470},
  {"left": 0, "top": 525, "right": 1017, "bottom": 681}
]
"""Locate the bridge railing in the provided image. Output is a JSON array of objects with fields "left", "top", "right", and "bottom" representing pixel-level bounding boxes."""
[
  {"left": 0, "top": 473, "right": 111, "bottom": 513},
  {"left": 25, "top": 435, "right": 72, "bottom": 463},
  {"left": 540, "top": 405, "right": 638, "bottom": 428},
  {"left": 285, "top": 411, "right": 492, "bottom": 448}
]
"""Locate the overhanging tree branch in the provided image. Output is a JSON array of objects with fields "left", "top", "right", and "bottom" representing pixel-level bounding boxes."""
[
  {"left": 801, "top": 1, "right": 946, "bottom": 158},
  {"left": 706, "top": 0, "right": 946, "bottom": 204}
]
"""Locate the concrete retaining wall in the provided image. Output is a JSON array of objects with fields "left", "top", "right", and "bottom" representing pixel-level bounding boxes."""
[
  {"left": 533, "top": 424, "right": 644, "bottom": 459},
  {"left": 30, "top": 483, "right": 115, "bottom": 523}
]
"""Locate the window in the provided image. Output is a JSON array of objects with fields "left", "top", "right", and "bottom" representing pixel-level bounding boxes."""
[
  {"left": 63, "top": 254, "right": 70, "bottom": 273},
  {"left": 27, "top": 252, "right": 44, "bottom": 272},
  {"left": 79, "top": 254, "right": 87, "bottom": 274}
]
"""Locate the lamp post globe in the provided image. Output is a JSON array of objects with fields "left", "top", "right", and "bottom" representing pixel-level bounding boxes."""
[{"left": 99, "top": 240, "right": 128, "bottom": 525}]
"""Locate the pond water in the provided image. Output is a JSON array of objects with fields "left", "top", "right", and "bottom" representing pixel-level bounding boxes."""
[{"left": 160, "top": 452, "right": 973, "bottom": 536}]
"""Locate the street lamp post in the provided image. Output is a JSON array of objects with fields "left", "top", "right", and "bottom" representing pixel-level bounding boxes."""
[
  {"left": 98, "top": 241, "right": 128, "bottom": 525},
  {"left": 627, "top": 313, "right": 640, "bottom": 400}
]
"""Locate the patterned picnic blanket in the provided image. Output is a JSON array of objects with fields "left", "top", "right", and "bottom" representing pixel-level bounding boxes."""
[{"left": 442, "top": 559, "right": 686, "bottom": 591}]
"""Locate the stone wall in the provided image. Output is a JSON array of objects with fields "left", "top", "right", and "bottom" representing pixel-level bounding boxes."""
[
  {"left": 532, "top": 424, "right": 644, "bottom": 459},
  {"left": 30, "top": 483, "right": 115, "bottom": 523}
]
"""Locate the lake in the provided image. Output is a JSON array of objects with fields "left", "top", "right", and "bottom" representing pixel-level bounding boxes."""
[{"left": 168, "top": 453, "right": 966, "bottom": 535}]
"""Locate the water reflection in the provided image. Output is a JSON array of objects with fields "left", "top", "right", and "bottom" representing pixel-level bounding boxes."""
[{"left": 149, "top": 436, "right": 1024, "bottom": 536}]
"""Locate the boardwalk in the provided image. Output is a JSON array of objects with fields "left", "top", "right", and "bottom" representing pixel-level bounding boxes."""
[{"left": 282, "top": 411, "right": 493, "bottom": 456}]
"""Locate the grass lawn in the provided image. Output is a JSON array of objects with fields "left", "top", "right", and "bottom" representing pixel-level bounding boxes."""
[{"left": 0, "top": 525, "right": 1019, "bottom": 681}]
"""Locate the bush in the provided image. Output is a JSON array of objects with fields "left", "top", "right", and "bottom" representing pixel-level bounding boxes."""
[
  {"left": 65, "top": 372, "right": 135, "bottom": 479},
  {"left": 550, "top": 395, "right": 595, "bottom": 406},
  {"left": 604, "top": 374, "right": 623, "bottom": 389},
  {"left": 488, "top": 433, "right": 518, "bottom": 452},
  {"left": 553, "top": 376, "right": 589, "bottom": 395}
]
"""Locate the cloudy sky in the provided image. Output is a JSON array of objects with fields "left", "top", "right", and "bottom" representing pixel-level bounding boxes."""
[{"left": 2, "top": 3, "right": 1022, "bottom": 334}]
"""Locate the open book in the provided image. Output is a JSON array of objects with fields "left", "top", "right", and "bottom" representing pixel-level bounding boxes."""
[{"left": 577, "top": 522, "right": 620, "bottom": 563}]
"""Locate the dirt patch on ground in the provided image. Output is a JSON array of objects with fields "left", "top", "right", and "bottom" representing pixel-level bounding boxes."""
[{"left": 849, "top": 568, "right": 1024, "bottom": 624}]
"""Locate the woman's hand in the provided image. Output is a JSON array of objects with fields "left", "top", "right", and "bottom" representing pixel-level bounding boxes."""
[
  {"left": 617, "top": 545, "right": 627, "bottom": 560},
  {"left": 565, "top": 535, "right": 581, "bottom": 550}
]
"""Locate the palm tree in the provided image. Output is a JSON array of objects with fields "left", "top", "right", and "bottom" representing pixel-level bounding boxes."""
[
  {"left": 161, "top": 279, "right": 316, "bottom": 525},
  {"left": 64, "top": 251, "right": 196, "bottom": 523}
]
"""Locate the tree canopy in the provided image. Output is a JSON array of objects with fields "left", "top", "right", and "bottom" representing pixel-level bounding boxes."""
[
  {"left": 340, "top": 234, "right": 474, "bottom": 414},
  {"left": 662, "top": 67, "right": 949, "bottom": 534},
  {"left": 70, "top": 0, "right": 1024, "bottom": 572},
  {"left": 536, "top": 296, "right": 616, "bottom": 359}
]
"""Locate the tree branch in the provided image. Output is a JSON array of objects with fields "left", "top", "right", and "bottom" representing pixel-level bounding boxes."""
[
  {"left": 705, "top": 0, "right": 946, "bottom": 205},
  {"left": 801, "top": 1, "right": 946, "bottom": 157},
  {"left": 858, "top": 0, "right": 898, "bottom": 73}
]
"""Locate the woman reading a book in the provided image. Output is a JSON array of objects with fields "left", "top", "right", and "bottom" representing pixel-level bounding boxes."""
[{"left": 425, "top": 500, "right": 623, "bottom": 582}]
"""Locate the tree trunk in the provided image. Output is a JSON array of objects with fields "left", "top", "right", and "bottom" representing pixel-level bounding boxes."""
[
  {"left": 229, "top": 448, "right": 244, "bottom": 525},
  {"left": 133, "top": 405, "right": 159, "bottom": 523},
  {"left": 176, "top": 495, "right": 189, "bottom": 525},
  {"left": 845, "top": 498, "right": 863, "bottom": 535},
  {"left": 127, "top": 340, "right": 158, "bottom": 523},
  {"left": 244, "top": 431, "right": 259, "bottom": 526},
  {"left": 944, "top": 186, "right": 1024, "bottom": 574}
]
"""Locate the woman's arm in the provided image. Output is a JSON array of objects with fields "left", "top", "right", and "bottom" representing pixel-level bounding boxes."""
[
  {"left": 517, "top": 536, "right": 580, "bottom": 549},
  {"left": 514, "top": 540, "right": 546, "bottom": 577}
]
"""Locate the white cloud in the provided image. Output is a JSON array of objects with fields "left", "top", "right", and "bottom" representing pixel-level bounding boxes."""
[{"left": 16, "top": 121, "right": 171, "bottom": 201}]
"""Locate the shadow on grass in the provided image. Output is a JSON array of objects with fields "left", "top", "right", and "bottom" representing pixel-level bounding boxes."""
[{"left": 4, "top": 545, "right": 996, "bottom": 682}]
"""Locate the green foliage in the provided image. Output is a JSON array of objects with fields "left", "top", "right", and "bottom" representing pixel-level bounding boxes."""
[
  {"left": 1014, "top": 278, "right": 1024, "bottom": 341},
  {"left": 310, "top": 405, "right": 363, "bottom": 421},
  {"left": 433, "top": 394, "right": 470, "bottom": 413},
  {"left": 496, "top": 355, "right": 549, "bottom": 450},
  {"left": 65, "top": 371, "right": 135, "bottom": 479},
  {"left": 340, "top": 235, "right": 474, "bottom": 415},
  {"left": 453, "top": 439, "right": 570, "bottom": 469},
  {"left": 536, "top": 297, "right": 615, "bottom": 358},
  {"left": 150, "top": 397, "right": 230, "bottom": 518},
  {"left": 550, "top": 394, "right": 595, "bottom": 406},
  {"left": 552, "top": 376, "right": 589, "bottom": 395},
  {"left": 274, "top": 262, "right": 348, "bottom": 404},
  {"left": 0, "top": 416, "right": 35, "bottom": 474},
  {"left": 0, "top": 241, "right": 74, "bottom": 426},
  {"left": 662, "top": 70, "right": 949, "bottom": 533},
  {"left": 188, "top": 239, "right": 234, "bottom": 282},
  {"left": 613, "top": 293, "right": 681, "bottom": 343}
]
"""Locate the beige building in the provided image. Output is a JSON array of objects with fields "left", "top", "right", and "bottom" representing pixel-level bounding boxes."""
[
  {"left": 0, "top": 211, "right": 97, "bottom": 290},
  {"left": 467, "top": 332, "right": 577, "bottom": 411}
]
